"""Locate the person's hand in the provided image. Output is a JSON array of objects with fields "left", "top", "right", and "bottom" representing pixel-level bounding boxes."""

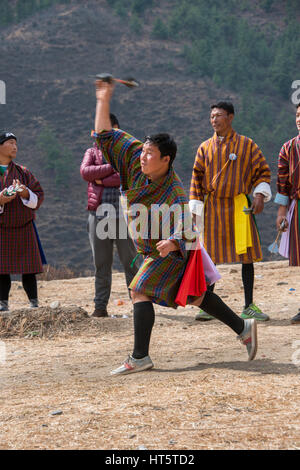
[
  {"left": 95, "top": 80, "right": 115, "bottom": 102},
  {"left": 13, "top": 179, "right": 29, "bottom": 200},
  {"left": 0, "top": 188, "right": 17, "bottom": 205},
  {"left": 156, "top": 240, "right": 179, "bottom": 257},
  {"left": 276, "top": 205, "right": 288, "bottom": 231},
  {"left": 95, "top": 179, "right": 103, "bottom": 185},
  {"left": 276, "top": 215, "right": 288, "bottom": 232},
  {"left": 252, "top": 193, "right": 264, "bottom": 215}
]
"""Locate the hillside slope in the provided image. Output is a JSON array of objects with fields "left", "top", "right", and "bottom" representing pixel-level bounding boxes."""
[{"left": 0, "top": 0, "right": 297, "bottom": 272}]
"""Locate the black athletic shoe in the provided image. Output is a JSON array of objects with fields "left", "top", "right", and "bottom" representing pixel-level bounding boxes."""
[
  {"left": 0, "top": 300, "right": 9, "bottom": 312},
  {"left": 91, "top": 308, "right": 108, "bottom": 317},
  {"left": 291, "top": 311, "right": 300, "bottom": 325}
]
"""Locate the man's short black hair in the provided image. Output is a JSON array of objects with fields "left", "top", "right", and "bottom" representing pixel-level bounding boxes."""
[
  {"left": 296, "top": 103, "right": 300, "bottom": 110},
  {"left": 144, "top": 133, "right": 177, "bottom": 166},
  {"left": 110, "top": 113, "right": 120, "bottom": 128},
  {"left": 211, "top": 102, "right": 235, "bottom": 115}
]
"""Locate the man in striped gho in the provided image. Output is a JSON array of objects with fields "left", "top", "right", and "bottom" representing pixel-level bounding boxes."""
[
  {"left": 92, "top": 81, "right": 259, "bottom": 376},
  {"left": 274, "top": 103, "right": 300, "bottom": 324},
  {"left": 0, "top": 131, "right": 44, "bottom": 312},
  {"left": 190, "top": 102, "right": 272, "bottom": 322}
]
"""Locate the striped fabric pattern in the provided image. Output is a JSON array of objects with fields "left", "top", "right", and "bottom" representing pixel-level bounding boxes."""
[
  {"left": 0, "top": 162, "right": 44, "bottom": 274},
  {"left": 190, "top": 131, "right": 271, "bottom": 264},
  {"left": 277, "top": 135, "right": 300, "bottom": 201},
  {"left": 276, "top": 135, "right": 300, "bottom": 266},
  {"left": 95, "top": 129, "right": 195, "bottom": 307}
]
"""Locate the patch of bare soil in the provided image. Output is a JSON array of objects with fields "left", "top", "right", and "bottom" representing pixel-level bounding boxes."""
[{"left": 0, "top": 260, "right": 299, "bottom": 450}]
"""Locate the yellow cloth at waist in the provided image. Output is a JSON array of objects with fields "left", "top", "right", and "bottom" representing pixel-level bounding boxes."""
[{"left": 234, "top": 194, "right": 253, "bottom": 255}]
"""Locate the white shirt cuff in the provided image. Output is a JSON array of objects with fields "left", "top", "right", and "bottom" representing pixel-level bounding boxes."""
[
  {"left": 253, "top": 182, "right": 272, "bottom": 203},
  {"left": 0, "top": 205, "right": 3, "bottom": 214},
  {"left": 21, "top": 188, "right": 38, "bottom": 209},
  {"left": 274, "top": 193, "right": 289, "bottom": 206},
  {"left": 189, "top": 199, "right": 204, "bottom": 216},
  {"left": 189, "top": 199, "right": 204, "bottom": 234}
]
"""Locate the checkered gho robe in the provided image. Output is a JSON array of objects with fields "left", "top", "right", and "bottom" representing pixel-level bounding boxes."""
[
  {"left": 0, "top": 161, "right": 44, "bottom": 274},
  {"left": 95, "top": 129, "right": 196, "bottom": 308}
]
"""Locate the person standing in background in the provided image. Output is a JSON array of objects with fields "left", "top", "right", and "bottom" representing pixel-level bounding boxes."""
[
  {"left": 274, "top": 103, "right": 300, "bottom": 324},
  {"left": 0, "top": 131, "right": 45, "bottom": 312},
  {"left": 189, "top": 102, "right": 272, "bottom": 322}
]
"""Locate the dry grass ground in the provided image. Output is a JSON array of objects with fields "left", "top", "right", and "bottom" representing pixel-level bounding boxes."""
[{"left": 0, "top": 260, "right": 299, "bottom": 450}]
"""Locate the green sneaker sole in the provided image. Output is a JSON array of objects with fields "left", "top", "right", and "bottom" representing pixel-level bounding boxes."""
[
  {"left": 195, "top": 312, "right": 214, "bottom": 321},
  {"left": 240, "top": 312, "right": 269, "bottom": 322}
]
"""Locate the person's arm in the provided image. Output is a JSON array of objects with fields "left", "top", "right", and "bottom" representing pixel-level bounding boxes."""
[
  {"left": 157, "top": 184, "right": 197, "bottom": 258},
  {"left": 20, "top": 187, "right": 38, "bottom": 209},
  {"left": 0, "top": 190, "right": 17, "bottom": 213},
  {"left": 274, "top": 142, "right": 291, "bottom": 231},
  {"left": 92, "top": 81, "right": 143, "bottom": 184},
  {"left": 94, "top": 80, "right": 114, "bottom": 134},
  {"left": 276, "top": 204, "right": 288, "bottom": 231},
  {"left": 250, "top": 141, "right": 271, "bottom": 214},
  {"left": 156, "top": 239, "right": 180, "bottom": 257},
  {"left": 189, "top": 146, "right": 205, "bottom": 204},
  {"left": 189, "top": 145, "right": 206, "bottom": 229},
  {"left": 102, "top": 171, "right": 121, "bottom": 187},
  {"left": 15, "top": 171, "right": 44, "bottom": 210}
]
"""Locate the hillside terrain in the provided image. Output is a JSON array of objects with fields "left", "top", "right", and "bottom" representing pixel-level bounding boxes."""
[{"left": 0, "top": 0, "right": 299, "bottom": 273}]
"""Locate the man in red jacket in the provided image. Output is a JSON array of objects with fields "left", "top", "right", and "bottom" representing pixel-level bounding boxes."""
[{"left": 80, "top": 114, "right": 139, "bottom": 317}]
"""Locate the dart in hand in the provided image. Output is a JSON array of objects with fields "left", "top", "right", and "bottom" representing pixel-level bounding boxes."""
[
  {"left": 268, "top": 219, "right": 286, "bottom": 254},
  {"left": 95, "top": 73, "right": 139, "bottom": 88}
]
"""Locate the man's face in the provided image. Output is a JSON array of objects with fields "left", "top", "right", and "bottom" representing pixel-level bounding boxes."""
[
  {"left": 140, "top": 142, "right": 169, "bottom": 177},
  {"left": 210, "top": 108, "right": 234, "bottom": 135},
  {"left": 0, "top": 139, "right": 17, "bottom": 159},
  {"left": 296, "top": 107, "right": 300, "bottom": 133}
]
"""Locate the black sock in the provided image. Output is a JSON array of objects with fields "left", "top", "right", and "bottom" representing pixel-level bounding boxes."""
[
  {"left": 22, "top": 274, "right": 37, "bottom": 300},
  {"left": 242, "top": 263, "right": 254, "bottom": 308},
  {"left": 200, "top": 290, "right": 244, "bottom": 335},
  {"left": 0, "top": 274, "right": 11, "bottom": 301},
  {"left": 132, "top": 301, "right": 155, "bottom": 359}
]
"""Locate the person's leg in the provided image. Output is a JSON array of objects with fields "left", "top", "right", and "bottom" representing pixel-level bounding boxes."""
[
  {"left": 242, "top": 262, "right": 254, "bottom": 308},
  {"left": 115, "top": 217, "right": 139, "bottom": 291},
  {"left": 241, "top": 263, "right": 269, "bottom": 321},
  {"left": 111, "top": 291, "right": 155, "bottom": 375},
  {"left": 197, "top": 290, "right": 244, "bottom": 334},
  {"left": 0, "top": 274, "right": 11, "bottom": 311},
  {"left": 88, "top": 213, "right": 113, "bottom": 315},
  {"left": 22, "top": 273, "right": 38, "bottom": 307},
  {"left": 192, "top": 290, "right": 258, "bottom": 360},
  {"left": 195, "top": 283, "right": 215, "bottom": 321},
  {"left": 132, "top": 300, "right": 155, "bottom": 359}
]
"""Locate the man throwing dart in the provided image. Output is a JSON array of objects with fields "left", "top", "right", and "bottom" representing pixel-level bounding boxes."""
[{"left": 92, "top": 80, "right": 259, "bottom": 376}]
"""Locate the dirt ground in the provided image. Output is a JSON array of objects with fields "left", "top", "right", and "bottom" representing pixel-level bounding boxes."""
[{"left": 0, "top": 260, "right": 299, "bottom": 450}]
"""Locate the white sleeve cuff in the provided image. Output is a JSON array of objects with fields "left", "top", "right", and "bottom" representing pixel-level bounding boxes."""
[
  {"left": 189, "top": 199, "right": 204, "bottom": 216},
  {"left": 0, "top": 205, "right": 3, "bottom": 214},
  {"left": 274, "top": 193, "right": 289, "bottom": 206},
  {"left": 189, "top": 199, "right": 204, "bottom": 234},
  {"left": 253, "top": 182, "right": 272, "bottom": 203},
  {"left": 21, "top": 188, "right": 38, "bottom": 209}
]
